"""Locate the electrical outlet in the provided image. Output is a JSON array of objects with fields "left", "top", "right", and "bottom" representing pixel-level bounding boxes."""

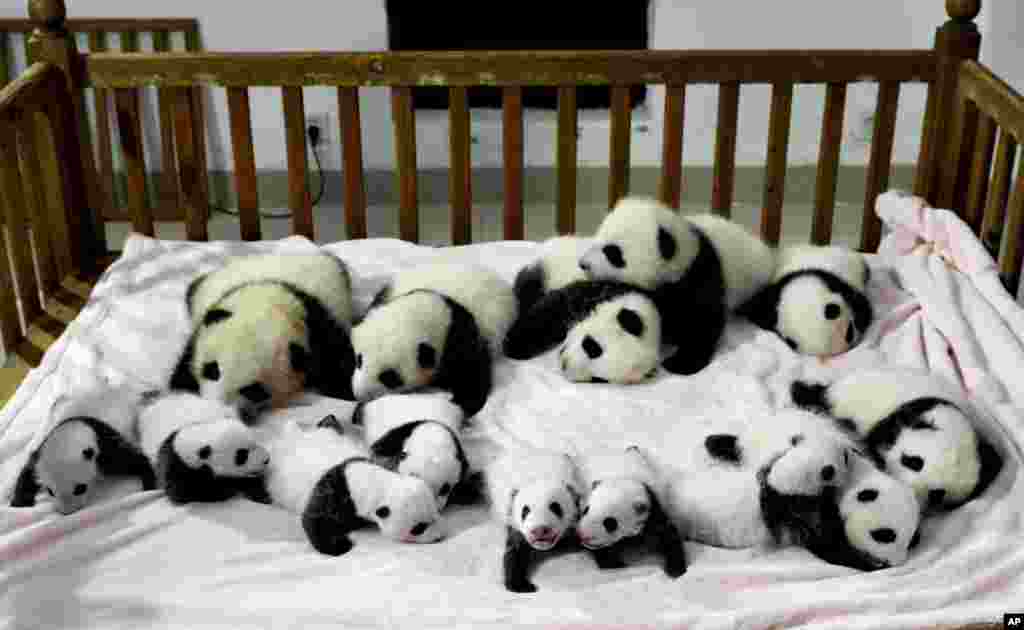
[{"left": 306, "top": 112, "right": 331, "bottom": 146}]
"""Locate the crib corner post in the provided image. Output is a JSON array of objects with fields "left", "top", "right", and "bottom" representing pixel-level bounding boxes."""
[
  {"left": 27, "top": 0, "right": 106, "bottom": 273},
  {"left": 925, "top": 0, "right": 982, "bottom": 210}
]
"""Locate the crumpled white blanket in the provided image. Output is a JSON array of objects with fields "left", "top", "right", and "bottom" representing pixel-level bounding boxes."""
[{"left": 0, "top": 218, "right": 1021, "bottom": 630}]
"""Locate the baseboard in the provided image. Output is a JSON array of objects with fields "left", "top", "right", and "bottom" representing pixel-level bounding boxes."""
[{"left": 103, "top": 164, "right": 917, "bottom": 218}]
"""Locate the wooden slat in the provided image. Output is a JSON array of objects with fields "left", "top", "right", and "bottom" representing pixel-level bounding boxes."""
[
  {"left": 958, "top": 61, "right": 1024, "bottom": 144},
  {"left": 390, "top": 86, "right": 418, "bottom": 243},
  {"left": 913, "top": 82, "right": 939, "bottom": 200},
  {"left": 964, "top": 113, "right": 997, "bottom": 232},
  {"left": 449, "top": 86, "right": 472, "bottom": 246},
  {"left": 85, "top": 50, "right": 939, "bottom": 89},
  {"left": 119, "top": 30, "right": 139, "bottom": 54},
  {"left": 659, "top": 85, "right": 685, "bottom": 209},
  {"left": 860, "top": 81, "right": 900, "bottom": 253},
  {"left": 812, "top": 83, "right": 847, "bottom": 245},
  {"left": 227, "top": 87, "right": 260, "bottom": 241},
  {"left": 21, "top": 31, "right": 32, "bottom": 69},
  {"left": 981, "top": 131, "right": 1018, "bottom": 254},
  {"left": 337, "top": 87, "right": 367, "bottom": 240},
  {"left": 761, "top": 82, "right": 793, "bottom": 246},
  {"left": 172, "top": 87, "right": 208, "bottom": 241},
  {"left": 185, "top": 26, "right": 210, "bottom": 226},
  {"left": 88, "top": 31, "right": 116, "bottom": 222},
  {"left": 15, "top": 120, "right": 59, "bottom": 293},
  {"left": 0, "top": 32, "right": 11, "bottom": 86},
  {"left": 609, "top": 85, "right": 632, "bottom": 208},
  {"left": 152, "top": 30, "right": 181, "bottom": 218},
  {"left": 998, "top": 169, "right": 1024, "bottom": 291},
  {"left": 557, "top": 86, "right": 577, "bottom": 235},
  {"left": 0, "top": 126, "right": 42, "bottom": 327},
  {"left": 940, "top": 93, "right": 980, "bottom": 213},
  {"left": 712, "top": 82, "right": 740, "bottom": 218},
  {"left": 0, "top": 18, "right": 200, "bottom": 33},
  {"left": 282, "top": 86, "right": 314, "bottom": 240},
  {"left": 0, "top": 152, "right": 24, "bottom": 348},
  {"left": 113, "top": 88, "right": 153, "bottom": 236},
  {"left": 502, "top": 87, "right": 524, "bottom": 240}
]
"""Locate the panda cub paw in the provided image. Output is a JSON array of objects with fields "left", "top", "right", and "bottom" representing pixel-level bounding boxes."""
[{"left": 159, "top": 419, "right": 271, "bottom": 504}]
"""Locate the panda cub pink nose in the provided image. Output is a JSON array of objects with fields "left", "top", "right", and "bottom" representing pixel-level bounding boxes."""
[{"left": 529, "top": 526, "right": 556, "bottom": 541}]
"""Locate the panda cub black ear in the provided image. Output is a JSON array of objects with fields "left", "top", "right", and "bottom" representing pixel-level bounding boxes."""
[
  {"left": 203, "top": 308, "right": 232, "bottom": 326},
  {"left": 657, "top": 226, "right": 677, "bottom": 260},
  {"left": 617, "top": 308, "right": 645, "bottom": 337},
  {"left": 289, "top": 343, "right": 308, "bottom": 372},
  {"left": 705, "top": 434, "right": 742, "bottom": 463},
  {"left": 417, "top": 343, "right": 437, "bottom": 369}
]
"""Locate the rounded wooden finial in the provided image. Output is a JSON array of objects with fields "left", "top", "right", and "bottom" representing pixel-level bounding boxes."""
[
  {"left": 28, "top": 0, "right": 67, "bottom": 33},
  {"left": 946, "top": 0, "right": 981, "bottom": 22}
]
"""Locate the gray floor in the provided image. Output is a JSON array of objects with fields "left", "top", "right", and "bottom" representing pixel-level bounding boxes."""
[{"left": 104, "top": 200, "right": 867, "bottom": 252}]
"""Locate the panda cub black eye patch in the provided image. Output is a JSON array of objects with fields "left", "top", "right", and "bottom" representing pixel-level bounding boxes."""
[
  {"left": 857, "top": 488, "right": 879, "bottom": 502},
  {"left": 378, "top": 369, "right": 403, "bottom": 389},
  {"left": 376, "top": 506, "right": 391, "bottom": 519},
  {"left": 582, "top": 336, "right": 603, "bottom": 359},
  {"left": 438, "top": 483, "right": 451, "bottom": 496},
  {"left": 417, "top": 343, "right": 437, "bottom": 369},
  {"left": 824, "top": 302, "right": 841, "bottom": 320},
  {"left": 355, "top": 354, "right": 363, "bottom": 369},
  {"left": 288, "top": 343, "right": 308, "bottom": 372},
  {"left": 602, "top": 244, "right": 625, "bottom": 269},
  {"left": 901, "top": 454, "right": 925, "bottom": 472},
  {"left": 73, "top": 483, "right": 88, "bottom": 496},
  {"left": 521, "top": 505, "right": 531, "bottom": 521},
  {"left": 410, "top": 522, "right": 429, "bottom": 537},
  {"left": 198, "top": 445, "right": 212, "bottom": 460},
  {"left": 82, "top": 447, "right": 95, "bottom": 461},
  {"left": 239, "top": 383, "right": 271, "bottom": 404},
  {"left": 202, "top": 361, "right": 220, "bottom": 381},
  {"left": 549, "top": 502, "right": 564, "bottom": 519},
  {"left": 617, "top": 308, "right": 645, "bottom": 337},
  {"left": 870, "top": 528, "right": 897, "bottom": 544},
  {"left": 203, "top": 308, "right": 232, "bottom": 326},
  {"left": 657, "top": 227, "right": 677, "bottom": 260}
]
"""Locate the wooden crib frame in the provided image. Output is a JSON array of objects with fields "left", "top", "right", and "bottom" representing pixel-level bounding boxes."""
[{"left": 0, "top": 2, "right": 1022, "bottom": 357}]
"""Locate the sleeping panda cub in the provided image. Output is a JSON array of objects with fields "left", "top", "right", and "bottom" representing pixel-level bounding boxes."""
[
  {"left": 738, "top": 244, "right": 872, "bottom": 356},
  {"left": 486, "top": 448, "right": 583, "bottom": 593},
  {"left": 171, "top": 252, "right": 356, "bottom": 421},
  {"left": 579, "top": 196, "right": 776, "bottom": 376},
  {"left": 577, "top": 446, "right": 686, "bottom": 577},
  {"left": 504, "top": 280, "right": 662, "bottom": 384},
  {"left": 790, "top": 367, "right": 1003, "bottom": 512},
  {"left": 351, "top": 289, "right": 493, "bottom": 417},
  {"left": 11, "top": 386, "right": 156, "bottom": 514},
  {"left": 351, "top": 390, "right": 469, "bottom": 510},
  {"left": 265, "top": 421, "right": 444, "bottom": 556},
  {"left": 513, "top": 235, "right": 591, "bottom": 315},
  {"left": 138, "top": 391, "right": 272, "bottom": 504}
]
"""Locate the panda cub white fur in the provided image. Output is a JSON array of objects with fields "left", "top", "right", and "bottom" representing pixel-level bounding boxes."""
[
  {"left": 171, "top": 252, "right": 356, "bottom": 421},
  {"left": 138, "top": 391, "right": 272, "bottom": 505},
  {"left": 791, "top": 367, "right": 1003, "bottom": 512},
  {"left": 513, "top": 236, "right": 591, "bottom": 315},
  {"left": 505, "top": 280, "right": 662, "bottom": 384},
  {"left": 265, "top": 421, "right": 445, "bottom": 556},
  {"left": 807, "top": 449, "right": 922, "bottom": 571},
  {"left": 485, "top": 448, "right": 583, "bottom": 593},
  {"left": 579, "top": 196, "right": 776, "bottom": 376},
  {"left": 11, "top": 386, "right": 155, "bottom": 514},
  {"left": 576, "top": 446, "right": 686, "bottom": 577},
  {"left": 738, "top": 244, "right": 873, "bottom": 356},
  {"left": 351, "top": 390, "right": 468, "bottom": 509},
  {"left": 351, "top": 290, "right": 493, "bottom": 417}
]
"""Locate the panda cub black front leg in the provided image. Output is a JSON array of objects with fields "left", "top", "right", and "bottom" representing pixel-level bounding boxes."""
[
  {"left": 646, "top": 493, "right": 687, "bottom": 578},
  {"left": 503, "top": 525, "right": 539, "bottom": 593},
  {"left": 590, "top": 544, "right": 627, "bottom": 570}
]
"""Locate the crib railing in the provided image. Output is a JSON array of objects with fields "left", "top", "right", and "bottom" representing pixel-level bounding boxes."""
[{"left": 83, "top": 49, "right": 940, "bottom": 252}]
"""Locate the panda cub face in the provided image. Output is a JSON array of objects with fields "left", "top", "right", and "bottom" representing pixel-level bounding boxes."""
[
  {"left": 874, "top": 404, "right": 981, "bottom": 511},
  {"left": 395, "top": 422, "right": 462, "bottom": 510},
  {"left": 776, "top": 274, "right": 867, "bottom": 357},
  {"left": 579, "top": 197, "right": 696, "bottom": 291},
  {"left": 192, "top": 285, "right": 310, "bottom": 420},
  {"left": 559, "top": 294, "right": 661, "bottom": 384},
  {"left": 36, "top": 420, "right": 101, "bottom": 514},
  {"left": 577, "top": 479, "right": 649, "bottom": 549},
  {"left": 511, "top": 479, "right": 580, "bottom": 550},
  {"left": 173, "top": 419, "right": 271, "bottom": 478},
  {"left": 351, "top": 292, "right": 448, "bottom": 402},
  {"left": 370, "top": 474, "right": 445, "bottom": 544},
  {"left": 838, "top": 452, "right": 921, "bottom": 569}
]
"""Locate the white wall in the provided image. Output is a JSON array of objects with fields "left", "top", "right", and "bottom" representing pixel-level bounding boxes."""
[{"left": 0, "top": 0, "right": 1001, "bottom": 172}]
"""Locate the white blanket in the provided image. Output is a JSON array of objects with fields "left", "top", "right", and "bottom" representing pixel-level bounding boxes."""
[{"left": 0, "top": 224, "right": 1021, "bottom": 630}]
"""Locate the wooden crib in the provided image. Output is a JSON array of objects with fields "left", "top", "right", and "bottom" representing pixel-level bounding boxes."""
[{"left": 1, "top": 0, "right": 1023, "bottom": 383}]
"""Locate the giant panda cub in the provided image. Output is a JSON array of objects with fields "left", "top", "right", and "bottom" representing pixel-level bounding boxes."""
[
  {"left": 485, "top": 448, "right": 583, "bottom": 593},
  {"left": 504, "top": 280, "right": 662, "bottom": 384},
  {"left": 351, "top": 390, "right": 469, "bottom": 509},
  {"left": 806, "top": 449, "right": 922, "bottom": 571},
  {"left": 171, "top": 251, "right": 356, "bottom": 421},
  {"left": 576, "top": 446, "right": 686, "bottom": 577},
  {"left": 513, "top": 235, "right": 591, "bottom": 315},
  {"left": 579, "top": 196, "right": 776, "bottom": 376},
  {"left": 737, "top": 244, "right": 873, "bottom": 356},
  {"left": 265, "top": 420, "right": 444, "bottom": 556},
  {"left": 138, "top": 391, "right": 272, "bottom": 504},
  {"left": 11, "top": 386, "right": 156, "bottom": 514},
  {"left": 790, "top": 367, "right": 1003, "bottom": 512}
]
